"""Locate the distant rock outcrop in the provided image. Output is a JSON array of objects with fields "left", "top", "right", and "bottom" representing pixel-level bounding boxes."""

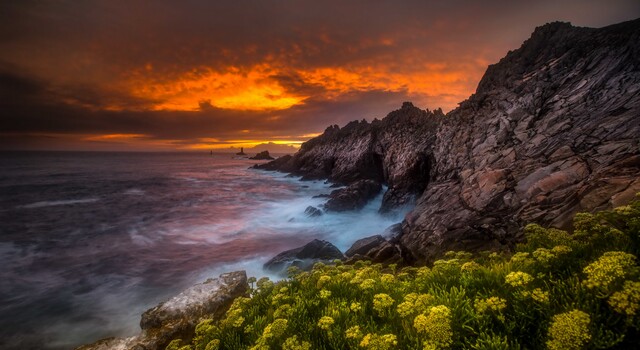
[
  {"left": 254, "top": 19, "right": 640, "bottom": 264},
  {"left": 236, "top": 147, "right": 247, "bottom": 156},
  {"left": 250, "top": 150, "right": 275, "bottom": 160},
  {"left": 264, "top": 239, "right": 344, "bottom": 274},
  {"left": 76, "top": 271, "right": 248, "bottom": 350}
]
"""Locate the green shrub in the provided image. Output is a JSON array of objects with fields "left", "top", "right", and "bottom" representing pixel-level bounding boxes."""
[{"left": 176, "top": 196, "right": 640, "bottom": 349}]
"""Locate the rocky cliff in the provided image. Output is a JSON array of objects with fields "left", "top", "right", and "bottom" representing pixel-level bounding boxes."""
[{"left": 255, "top": 19, "right": 640, "bottom": 264}]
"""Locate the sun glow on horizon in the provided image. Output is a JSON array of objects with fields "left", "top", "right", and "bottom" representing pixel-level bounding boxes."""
[{"left": 125, "top": 64, "right": 308, "bottom": 112}]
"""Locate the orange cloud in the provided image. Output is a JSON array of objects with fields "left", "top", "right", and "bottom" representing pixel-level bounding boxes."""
[
  {"left": 125, "top": 64, "right": 308, "bottom": 111},
  {"left": 185, "top": 139, "right": 304, "bottom": 150},
  {"left": 122, "top": 58, "right": 482, "bottom": 113},
  {"left": 84, "top": 133, "right": 149, "bottom": 141}
]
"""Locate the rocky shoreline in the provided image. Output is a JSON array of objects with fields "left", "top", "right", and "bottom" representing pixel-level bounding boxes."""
[
  {"left": 254, "top": 19, "right": 640, "bottom": 264},
  {"left": 79, "top": 19, "right": 640, "bottom": 349}
]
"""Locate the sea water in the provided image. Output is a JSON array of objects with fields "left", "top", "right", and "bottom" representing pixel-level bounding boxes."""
[{"left": 0, "top": 151, "right": 408, "bottom": 349}]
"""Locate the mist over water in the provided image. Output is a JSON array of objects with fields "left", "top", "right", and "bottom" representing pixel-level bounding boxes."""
[{"left": 0, "top": 152, "right": 408, "bottom": 349}]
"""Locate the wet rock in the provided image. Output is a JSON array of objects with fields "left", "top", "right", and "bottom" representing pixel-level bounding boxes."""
[
  {"left": 382, "top": 223, "right": 402, "bottom": 238},
  {"left": 255, "top": 20, "right": 640, "bottom": 264},
  {"left": 264, "top": 239, "right": 343, "bottom": 273},
  {"left": 345, "top": 235, "right": 386, "bottom": 257},
  {"left": 344, "top": 236, "right": 405, "bottom": 265},
  {"left": 324, "top": 179, "right": 382, "bottom": 212},
  {"left": 249, "top": 150, "right": 275, "bottom": 160},
  {"left": 304, "top": 206, "right": 323, "bottom": 217},
  {"left": 77, "top": 271, "right": 248, "bottom": 350},
  {"left": 252, "top": 154, "right": 293, "bottom": 171}
]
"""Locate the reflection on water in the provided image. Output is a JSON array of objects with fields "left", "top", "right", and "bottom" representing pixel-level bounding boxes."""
[{"left": 0, "top": 152, "right": 408, "bottom": 349}]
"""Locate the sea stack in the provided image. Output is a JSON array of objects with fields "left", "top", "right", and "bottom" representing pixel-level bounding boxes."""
[{"left": 250, "top": 150, "right": 275, "bottom": 160}]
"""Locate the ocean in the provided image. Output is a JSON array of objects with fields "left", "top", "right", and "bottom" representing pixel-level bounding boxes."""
[{"left": 0, "top": 151, "right": 407, "bottom": 349}]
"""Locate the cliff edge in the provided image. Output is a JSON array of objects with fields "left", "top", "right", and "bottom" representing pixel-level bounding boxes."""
[{"left": 255, "top": 19, "right": 640, "bottom": 263}]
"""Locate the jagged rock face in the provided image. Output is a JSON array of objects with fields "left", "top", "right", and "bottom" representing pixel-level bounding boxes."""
[
  {"left": 401, "top": 20, "right": 640, "bottom": 263},
  {"left": 324, "top": 179, "right": 382, "bottom": 212},
  {"left": 76, "top": 271, "right": 248, "bottom": 350},
  {"left": 253, "top": 104, "right": 442, "bottom": 210},
  {"left": 256, "top": 19, "right": 640, "bottom": 264}
]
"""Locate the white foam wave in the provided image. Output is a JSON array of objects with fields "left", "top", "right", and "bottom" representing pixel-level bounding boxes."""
[
  {"left": 20, "top": 198, "right": 99, "bottom": 209},
  {"left": 124, "top": 188, "right": 145, "bottom": 195}
]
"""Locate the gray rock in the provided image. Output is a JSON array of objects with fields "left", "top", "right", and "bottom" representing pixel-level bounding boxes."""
[
  {"left": 304, "top": 206, "right": 323, "bottom": 217},
  {"left": 77, "top": 271, "right": 248, "bottom": 350},
  {"left": 264, "top": 239, "right": 343, "bottom": 273},
  {"left": 324, "top": 179, "right": 382, "bottom": 212},
  {"left": 345, "top": 235, "right": 387, "bottom": 257},
  {"left": 249, "top": 150, "right": 275, "bottom": 160},
  {"left": 256, "top": 19, "right": 640, "bottom": 263}
]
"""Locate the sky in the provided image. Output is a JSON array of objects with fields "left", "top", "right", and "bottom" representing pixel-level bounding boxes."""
[{"left": 1, "top": 1, "right": 638, "bottom": 152}]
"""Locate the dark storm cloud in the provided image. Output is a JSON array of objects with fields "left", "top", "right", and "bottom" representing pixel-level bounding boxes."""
[
  {"left": 0, "top": 66, "right": 408, "bottom": 141},
  {"left": 0, "top": 0, "right": 638, "bottom": 150}
]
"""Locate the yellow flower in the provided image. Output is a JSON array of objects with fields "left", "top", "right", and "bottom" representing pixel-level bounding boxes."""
[
  {"left": 413, "top": 305, "right": 453, "bottom": 349},
  {"left": 262, "top": 318, "right": 288, "bottom": 339},
  {"left": 204, "top": 339, "right": 220, "bottom": 350},
  {"left": 359, "top": 333, "right": 397, "bottom": 350},
  {"left": 510, "top": 252, "right": 534, "bottom": 266},
  {"left": 531, "top": 288, "right": 550, "bottom": 303},
  {"left": 397, "top": 293, "right": 434, "bottom": 317},
  {"left": 380, "top": 273, "right": 395, "bottom": 285},
  {"left": 282, "top": 335, "right": 311, "bottom": 350},
  {"left": 608, "top": 280, "right": 640, "bottom": 316},
  {"left": 271, "top": 292, "right": 289, "bottom": 306},
  {"left": 551, "top": 245, "right": 572, "bottom": 255},
  {"left": 474, "top": 296, "right": 507, "bottom": 313},
  {"left": 346, "top": 325, "right": 363, "bottom": 340},
  {"left": 547, "top": 310, "right": 591, "bottom": 350},
  {"left": 583, "top": 251, "right": 636, "bottom": 291},
  {"left": 317, "top": 275, "right": 331, "bottom": 288},
  {"left": 614, "top": 205, "right": 634, "bottom": 215},
  {"left": 505, "top": 271, "right": 534, "bottom": 287},
  {"left": 317, "top": 316, "right": 334, "bottom": 331},
  {"left": 274, "top": 304, "right": 293, "bottom": 318},
  {"left": 350, "top": 302, "right": 362, "bottom": 312},
  {"left": 359, "top": 278, "right": 376, "bottom": 290},
  {"left": 533, "top": 248, "right": 555, "bottom": 265},
  {"left": 340, "top": 271, "right": 353, "bottom": 281},
  {"left": 372, "top": 293, "right": 395, "bottom": 315},
  {"left": 417, "top": 266, "right": 431, "bottom": 277},
  {"left": 319, "top": 289, "right": 332, "bottom": 299},
  {"left": 461, "top": 261, "right": 481, "bottom": 272}
]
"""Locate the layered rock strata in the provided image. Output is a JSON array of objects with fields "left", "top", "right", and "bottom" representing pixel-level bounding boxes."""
[{"left": 256, "top": 20, "right": 640, "bottom": 263}]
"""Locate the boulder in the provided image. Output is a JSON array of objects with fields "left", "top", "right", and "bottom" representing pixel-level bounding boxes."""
[
  {"left": 304, "top": 206, "right": 323, "bottom": 217},
  {"left": 344, "top": 235, "right": 405, "bottom": 265},
  {"left": 345, "top": 235, "right": 386, "bottom": 257},
  {"left": 250, "top": 150, "right": 275, "bottom": 160},
  {"left": 264, "top": 239, "right": 343, "bottom": 273},
  {"left": 324, "top": 179, "right": 382, "bottom": 212},
  {"left": 76, "top": 271, "right": 248, "bottom": 350}
]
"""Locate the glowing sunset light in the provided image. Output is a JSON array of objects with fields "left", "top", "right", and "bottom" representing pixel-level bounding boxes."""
[
  {"left": 84, "top": 134, "right": 150, "bottom": 141},
  {"left": 126, "top": 65, "right": 308, "bottom": 111},
  {"left": 2, "top": 1, "right": 636, "bottom": 151}
]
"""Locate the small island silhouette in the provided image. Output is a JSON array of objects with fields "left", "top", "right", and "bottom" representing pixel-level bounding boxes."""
[{"left": 235, "top": 147, "right": 247, "bottom": 156}]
